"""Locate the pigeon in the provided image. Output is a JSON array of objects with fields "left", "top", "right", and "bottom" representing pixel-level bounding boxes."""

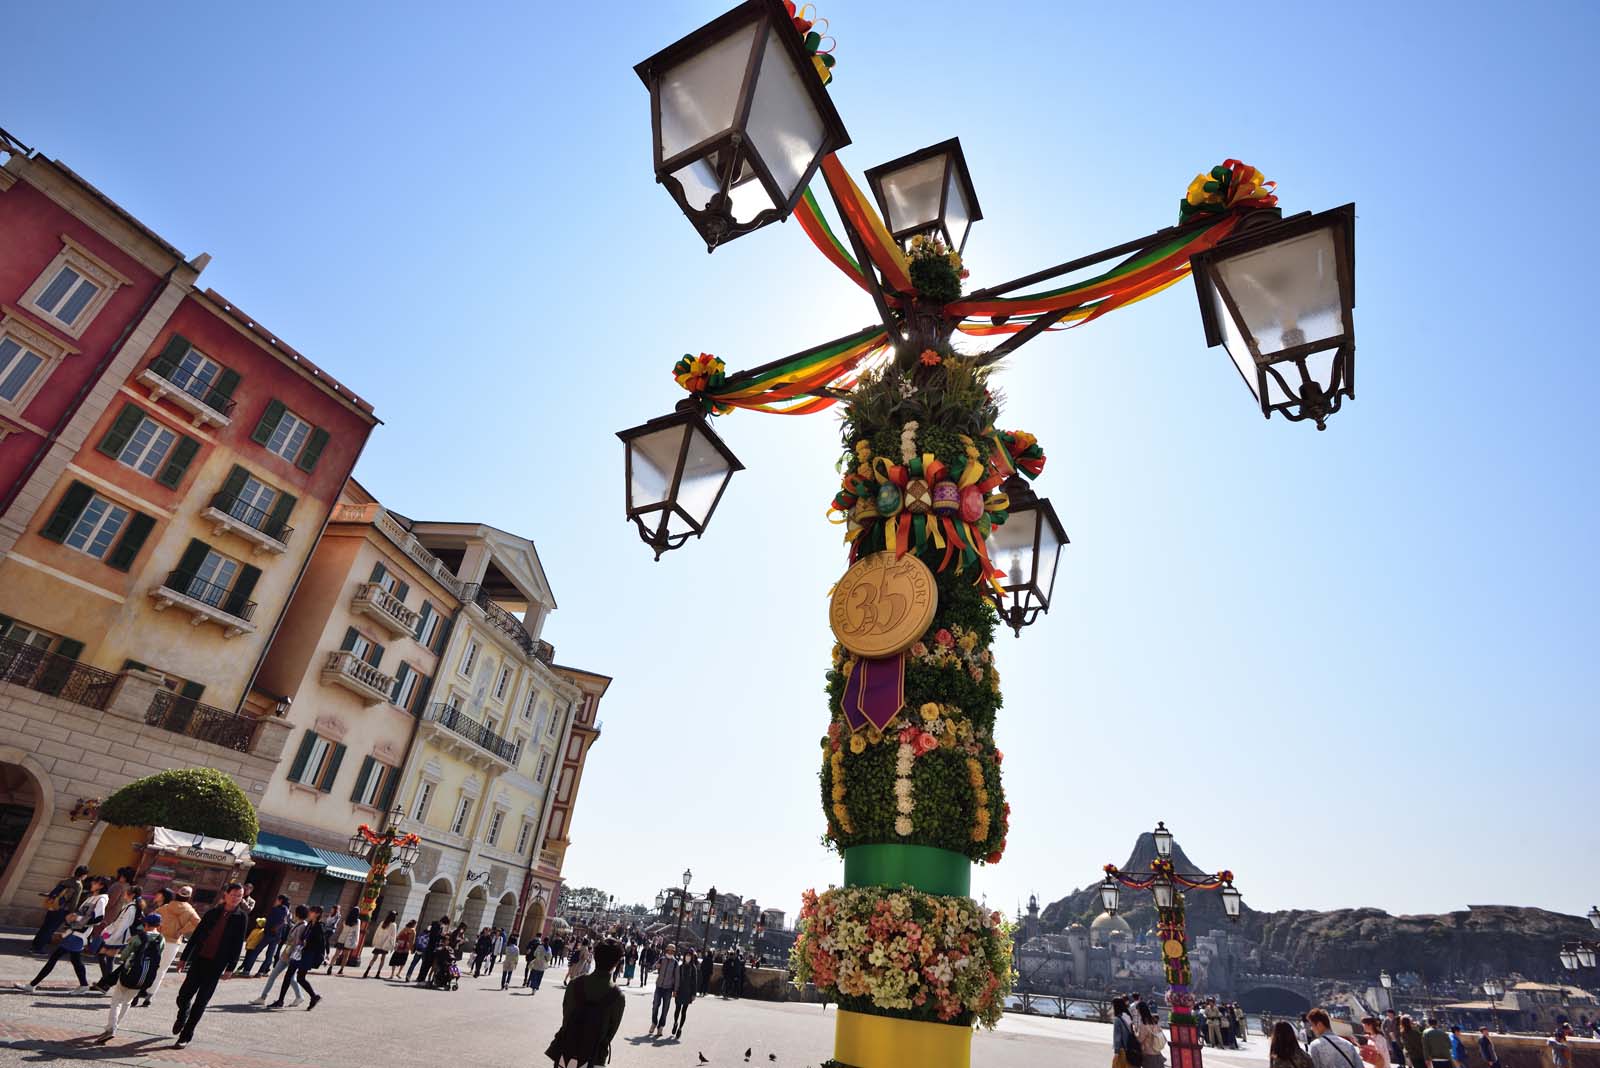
[
  {"left": 698, "top": 1055, "right": 709, "bottom": 1065},
  {"left": 769, "top": 1056, "right": 777, "bottom": 1063},
  {"left": 745, "top": 1050, "right": 752, "bottom": 1061}
]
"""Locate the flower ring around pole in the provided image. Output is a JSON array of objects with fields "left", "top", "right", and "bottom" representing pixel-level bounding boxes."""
[
  {"left": 672, "top": 352, "right": 732, "bottom": 415},
  {"left": 1179, "top": 160, "right": 1279, "bottom": 224}
]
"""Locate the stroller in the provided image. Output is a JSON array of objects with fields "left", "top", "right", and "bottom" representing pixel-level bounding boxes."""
[{"left": 447, "top": 961, "right": 461, "bottom": 991}]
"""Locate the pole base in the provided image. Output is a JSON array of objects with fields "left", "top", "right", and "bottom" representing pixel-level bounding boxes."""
[{"left": 834, "top": 1010, "right": 971, "bottom": 1068}]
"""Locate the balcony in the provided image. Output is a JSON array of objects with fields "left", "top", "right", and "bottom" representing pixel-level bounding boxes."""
[
  {"left": 351, "top": 582, "right": 419, "bottom": 638},
  {"left": 201, "top": 492, "right": 291, "bottom": 555},
  {"left": 149, "top": 571, "right": 258, "bottom": 638},
  {"left": 333, "top": 503, "right": 464, "bottom": 598},
  {"left": 462, "top": 583, "right": 540, "bottom": 659},
  {"left": 137, "top": 360, "right": 236, "bottom": 429},
  {"left": 419, "top": 701, "right": 517, "bottom": 766},
  {"left": 0, "top": 636, "right": 117, "bottom": 709},
  {"left": 145, "top": 689, "right": 258, "bottom": 752},
  {"left": 320, "top": 649, "right": 396, "bottom": 706},
  {"left": 536, "top": 847, "right": 562, "bottom": 874}
]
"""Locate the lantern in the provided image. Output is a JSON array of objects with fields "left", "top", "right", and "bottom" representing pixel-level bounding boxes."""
[
  {"left": 682, "top": 868, "right": 693, "bottom": 890},
  {"left": 396, "top": 837, "right": 421, "bottom": 868},
  {"left": 635, "top": 0, "right": 850, "bottom": 250},
  {"left": 1589, "top": 905, "right": 1600, "bottom": 930},
  {"left": 1152, "top": 877, "right": 1176, "bottom": 910},
  {"left": 1219, "top": 881, "right": 1243, "bottom": 920},
  {"left": 347, "top": 830, "right": 370, "bottom": 858},
  {"left": 1559, "top": 947, "right": 1579, "bottom": 971},
  {"left": 1578, "top": 945, "right": 1598, "bottom": 969},
  {"left": 1191, "top": 203, "right": 1356, "bottom": 430},
  {"left": 987, "top": 475, "right": 1068, "bottom": 636},
  {"left": 618, "top": 405, "right": 743, "bottom": 559},
  {"left": 863, "top": 137, "right": 984, "bottom": 254},
  {"left": 1379, "top": 970, "right": 1393, "bottom": 990},
  {"left": 1100, "top": 876, "right": 1122, "bottom": 914},
  {"left": 1152, "top": 820, "right": 1174, "bottom": 859}
]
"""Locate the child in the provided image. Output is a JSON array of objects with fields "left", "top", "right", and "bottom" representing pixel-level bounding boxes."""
[
  {"left": 93, "top": 913, "right": 164, "bottom": 1044},
  {"left": 500, "top": 937, "right": 520, "bottom": 990}
]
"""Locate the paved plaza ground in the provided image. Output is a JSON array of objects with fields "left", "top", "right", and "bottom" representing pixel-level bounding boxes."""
[{"left": 0, "top": 933, "right": 1268, "bottom": 1068}]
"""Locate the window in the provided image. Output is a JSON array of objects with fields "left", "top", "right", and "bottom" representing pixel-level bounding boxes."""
[
  {"left": 534, "top": 751, "right": 550, "bottom": 785},
  {"left": 350, "top": 756, "right": 395, "bottom": 808},
  {"left": 451, "top": 796, "right": 473, "bottom": 835},
  {"left": 185, "top": 548, "right": 241, "bottom": 608},
  {"left": 546, "top": 701, "right": 562, "bottom": 736},
  {"left": 147, "top": 335, "right": 240, "bottom": 414},
  {"left": 96, "top": 404, "right": 199, "bottom": 488},
  {"left": 34, "top": 265, "right": 100, "bottom": 328},
  {"left": 166, "top": 538, "right": 260, "bottom": 617},
  {"left": 512, "top": 734, "right": 525, "bottom": 765},
  {"left": 392, "top": 663, "right": 421, "bottom": 710},
  {"left": 522, "top": 686, "right": 536, "bottom": 719},
  {"left": 173, "top": 346, "right": 222, "bottom": 396},
  {"left": 485, "top": 809, "right": 504, "bottom": 845},
  {"left": 287, "top": 729, "right": 345, "bottom": 792},
  {"left": 494, "top": 664, "right": 512, "bottom": 701},
  {"left": 230, "top": 474, "right": 278, "bottom": 523},
  {"left": 64, "top": 493, "right": 130, "bottom": 560},
  {"left": 2, "top": 621, "right": 63, "bottom": 652},
  {"left": 515, "top": 820, "right": 533, "bottom": 854},
  {"left": 114, "top": 413, "right": 178, "bottom": 477},
  {"left": 0, "top": 336, "right": 45, "bottom": 404},
  {"left": 459, "top": 639, "right": 479, "bottom": 678},
  {"left": 416, "top": 601, "right": 442, "bottom": 649},
  {"left": 445, "top": 691, "right": 464, "bottom": 712},
  {"left": 252, "top": 399, "right": 329, "bottom": 471},
  {"left": 412, "top": 779, "right": 435, "bottom": 821}
]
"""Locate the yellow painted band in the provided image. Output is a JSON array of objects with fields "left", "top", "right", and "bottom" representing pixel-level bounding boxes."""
[{"left": 834, "top": 1009, "right": 972, "bottom": 1068}]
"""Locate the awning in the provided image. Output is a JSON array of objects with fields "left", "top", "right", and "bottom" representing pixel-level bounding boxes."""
[
  {"left": 309, "top": 846, "right": 370, "bottom": 882},
  {"left": 251, "top": 831, "right": 327, "bottom": 871},
  {"left": 149, "top": 826, "right": 253, "bottom": 865}
]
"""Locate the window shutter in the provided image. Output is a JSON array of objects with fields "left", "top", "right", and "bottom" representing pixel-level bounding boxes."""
[
  {"left": 56, "top": 638, "right": 85, "bottom": 660},
  {"left": 155, "top": 434, "right": 200, "bottom": 488},
  {"left": 251, "top": 398, "right": 286, "bottom": 445},
  {"left": 350, "top": 756, "right": 375, "bottom": 803},
  {"left": 219, "top": 465, "right": 249, "bottom": 500},
  {"left": 223, "top": 563, "right": 261, "bottom": 618},
  {"left": 40, "top": 482, "right": 95, "bottom": 543},
  {"left": 0, "top": 615, "right": 15, "bottom": 639},
  {"left": 173, "top": 538, "right": 210, "bottom": 579},
  {"left": 366, "top": 641, "right": 385, "bottom": 669},
  {"left": 433, "top": 615, "right": 453, "bottom": 656},
  {"left": 414, "top": 602, "right": 432, "bottom": 641},
  {"left": 390, "top": 662, "right": 411, "bottom": 703},
  {"left": 369, "top": 561, "right": 387, "bottom": 584},
  {"left": 106, "top": 512, "right": 155, "bottom": 572},
  {"left": 212, "top": 366, "right": 241, "bottom": 400},
  {"left": 179, "top": 681, "right": 206, "bottom": 701},
  {"left": 266, "top": 492, "right": 296, "bottom": 538},
  {"left": 287, "top": 730, "right": 318, "bottom": 783},
  {"left": 341, "top": 627, "right": 359, "bottom": 652},
  {"left": 412, "top": 673, "right": 433, "bottom": 716},
  {"left": 320, "top": 743, "right": 346, "bottom": 793},
  {"left": 96, "top": 404, "right": 145, "bottom": 459},
  {"left": 151, "top": 335, "right": 189, "bottom": 374},
  {"left": 297, "top": 427, "right": 330, "bottom": 472},
  {"left": 377, "top": 766, "right": 398, "bottom": 810},
  {"left": 394, "top": 580, "right": 409, "bottom": 603}
]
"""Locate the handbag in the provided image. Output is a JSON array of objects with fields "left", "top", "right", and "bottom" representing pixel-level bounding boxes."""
[
  {"left": 1124, "top": 1021, "right": 1145, "bottom": 1068},
  {"left": 62, "top": 931, "right": 86, "bottom": 953}
]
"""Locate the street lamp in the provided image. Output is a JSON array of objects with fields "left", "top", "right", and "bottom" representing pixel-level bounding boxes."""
[
  {"left": 1380, "top": 970, "right": 1396, "bottom": 1013},
  {"left": 1588, "top": 905, "right": 1600, "bottom": 930},
  {"left": 617, "top": 404, "right": 744, "bottom": 559},
  {"left": 1153, "top": 821, "right": 1175, "bottom": 860},
  {"left": 1191, "top": 204, "right": 1357, "bottom": 430},
  {"left": 863, "top": 137, "right": 983, "bottom": 254},
  {"left": 1100, "top": 876, "right": 1122, "bottom": 915},
  {"left": 987, "top": 475, "right": 1069, "bottom": 637},
  {"left": 1483, "top": 978, "right": 1503, "bottom": 1033},
  {"left": 1579, "top": 945, "right": 1598, "bottom": 969},
  {"left": 634, "top": 0, "right": 850, "bottom": 250},
  {"left": 348, "top": 805, "right": 422, "bottom": 922}
]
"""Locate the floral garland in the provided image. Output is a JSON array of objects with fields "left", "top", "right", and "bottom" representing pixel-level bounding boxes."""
[
  {"left": 790, "top": 885, "right": 1014, "bottom": 1029},
  {"left": 906, "top": 234, "right": 967, "bottom": 304}
]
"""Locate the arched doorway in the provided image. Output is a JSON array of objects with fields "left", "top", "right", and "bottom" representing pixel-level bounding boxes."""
[
  {"left": 521, "top": 899, "right": 547, "bottom": 944},
  {"left": 374, "top": 869, "right": 411, "bottom": 929},
  {"left": 492, "top": 891, "right": 517, "bottom": 933},
  {"left": 460, "top": 884, "right": 489, "bottom": 932},
  {"left": 420, "top": 878, "right": 454, "bottom": 927},
  {"left": 0, "top": 749, "right": 54, "bottom": 916}
]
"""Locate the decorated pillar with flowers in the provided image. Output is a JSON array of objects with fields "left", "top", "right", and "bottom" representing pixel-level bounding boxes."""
[{"left": 348, "top": 813, "right": 421, "bottom": 923}]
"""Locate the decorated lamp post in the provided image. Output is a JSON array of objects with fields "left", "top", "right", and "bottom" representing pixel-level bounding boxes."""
[
  {"left": 1380, "top": 969, "right": 1399, "bottom": 1015},
  {"left": 1482, "top": 978, "right": 1504, "bottom": 1033},
  {"left": 347, "top": 806, "right": 422, "bottom": 923},
  {"left": 1100, "top": 822, "right": 1241, "bottom": 1068},
  {"left": 625, "top": 4, "right": 1356, "bottom": 1065},
  {"left": 1559, "top": 941, "right": 1598, "bottom": 971}
]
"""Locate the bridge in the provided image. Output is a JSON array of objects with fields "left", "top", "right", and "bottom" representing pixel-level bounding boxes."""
[{"left": 1236, "top": 973, "right": 1317, "bottom": 1014}]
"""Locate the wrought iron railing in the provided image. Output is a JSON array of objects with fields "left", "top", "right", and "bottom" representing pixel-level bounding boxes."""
[
  {"left": 462, "top": 583, "right": 538, "bottom": 658},
  {"left": 209, "top": 491, "right": 293, "bottom": 543},
  {"left": 146, "top": 357, "right": 238, "bottom": 415},
  {"left": 0, "top": 636, "right": 117, "bottom": 709},
  {"left": 145, "top": 689, "right": 257, "bottom": 752},
  {"left": 163, "top": 570, "right": 257, "bottom": 621},
  {"left": 422, "top": 702, "right": 518, "bottom": 762}
]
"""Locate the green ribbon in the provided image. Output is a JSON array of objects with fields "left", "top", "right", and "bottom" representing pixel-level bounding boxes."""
[{"left": 843, "top": 843, "right": 971, "bottom": 898}]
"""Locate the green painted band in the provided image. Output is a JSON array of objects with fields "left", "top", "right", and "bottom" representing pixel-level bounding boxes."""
[{"left": 843, "top": 844, "right": 971, "bottom": 898}]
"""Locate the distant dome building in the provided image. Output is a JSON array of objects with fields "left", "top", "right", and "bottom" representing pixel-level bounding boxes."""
[{"left": 1090, "top": 910, "right": 1133, "bottom": 947}]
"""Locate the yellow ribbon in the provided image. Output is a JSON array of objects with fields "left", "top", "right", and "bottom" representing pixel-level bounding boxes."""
[{"left": 834, "top": 1010, "right": 972, "bottom": 1068}]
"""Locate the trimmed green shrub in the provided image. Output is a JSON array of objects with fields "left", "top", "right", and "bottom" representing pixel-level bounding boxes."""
[{"left": 99, "top": 767, "right": 258, "bottom": 844}]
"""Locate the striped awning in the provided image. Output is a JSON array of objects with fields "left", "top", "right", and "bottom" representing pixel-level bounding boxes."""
[
  {"left": 308, "top": 846, "right": 370, "bottom": 882},
  {"left": 251, "top": 831, "right": 327, "bottom": 871}
]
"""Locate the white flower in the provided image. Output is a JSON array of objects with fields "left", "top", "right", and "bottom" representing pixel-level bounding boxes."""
[
  {"left": 895, "top": 816, "right": 913, "bottom": 836},
  {"left": 897, "top": 795, "right": 914, "bottom": 814}
]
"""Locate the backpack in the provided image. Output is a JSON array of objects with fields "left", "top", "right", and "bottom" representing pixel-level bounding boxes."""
[{"left": 121, "top": 933, "right": 164, "bottom": 990}]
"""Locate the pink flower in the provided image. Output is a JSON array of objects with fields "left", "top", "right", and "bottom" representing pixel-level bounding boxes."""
[{"left": 935, "top": 628, "right": 955, "bottom": 647}]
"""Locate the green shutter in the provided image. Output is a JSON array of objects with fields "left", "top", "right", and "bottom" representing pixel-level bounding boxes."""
[
  {"left": 366, "top": 641, "right": 385, "bottom": 669},
  {"left": 377, "top": 766, "right": 398, "bottom": 810},
  {"left": 219, "top": 465, "right": 249, "bottom": 500},
  {"left": 369, "top": 561, "right": 387, "bottom": 584},
  {"left": 172, "top": 538, "right": 210, "bottom": 580},
  {"left": 151, "top": 334, "right": 189, "bottom": 374},
  {"left": 251, "top": 398, "right": 286, "bottom": 445},
  {"left": 121, "top": 659, "right": 147, "bottom": 672},
  {"left": 155, "top": 434, "right": 200, "bottom": 488},
  {"left": 97, "top": 404, "right": 146, "bottom": 460},
  {"left": 393, "top": 580, "right": 409, "bottom": 603},
  {"left": 223, "top": 563, "right": 260, "bottom": 618},
  {"left": 56, "top": 639, "right": 84, "bottom": 660},
  {"left": 179, "top": 680, "right": 205, "bottom": 701},
  {"left": 287, "top": 730, "right": 317, "bottom": 783},
  {"left": 266, "top": 492, "right": 296, "bottom": 538},
  {"left": 0, "top": 615, "right": 13, "bottom": 639},
  {"left": 40, "top": 482, "right": 95, "bottom": 543},
  {"left": 390, "top": 662, "right": 411, "bottom": 703},
  {"left": 106, "top": 512, "right": 155, "bottom": 571},
  {"left": 320, "top": 743, "right": 346, "bottom": 793},
  {"left": 414, "top": 602, "right": 432, "bottom": 641},
  {"left": 36, "top": 637, "right": 84, "bottom": 695},
  {"left": 412, "top": 673, "right": 433, "bottom": 716},
  {"left": 212, "top": 366, "right": 240, "bottom": 400},
  {"left": 296, "top": 427, "right": 329, "bottom": 472},
  {"left": 432, "top": 614, "right": 453, "bottom": 656},
  {"left": 340, "top": 627, "right": 359, "bottom": 652},
  {"left": 350, "top": 756, "right": 376, "bottom": 803}
]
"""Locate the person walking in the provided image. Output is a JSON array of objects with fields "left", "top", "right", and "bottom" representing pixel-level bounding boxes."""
[
  {"left": 623, "top": 941, "right": 638, "bottom": 986},
  {"left": 1272, "top": 1021, "right": 1315, "bottom": 1068},
  {"left": 1204, "top": 999, "right": 1224, "bottom": 1049},
  {"left": 363, "top": 911, "right": 397, "bottom": 978},
  {"left": 564, "top": 939, "right": 592, "bottom": 986},
  {"left": 1136, "top": 999, "right": 1168, "bottom": 1068},
  {"left": 387, "top": 920, "right": 415, "bottom": 979},
  {"left": 473, "top": 928, "right": 494, "bottom": 978},
  {"left": 272, "top": 904, "right": 327, "bottom": 1010},
  {"left": 528, "top": 938, "right": 551, "bottom": 992},
  {"left": 146, "top": 886, "right": 200, "bottom": 1005},
  {"left": 334, "top": 907, "right": 363, "bottom": 975},
  {"left": 16, "top": 877, "right": 105, "bottom": 993},
  {"left": 1476, "top": 1027, "right": 1500, "bottom": 1068},
  {"left": 639, "top": 942, "right": 658, "bottom": 987},
  {"left": 1448, "top": 1027, "right": 1468, "bottom": 1068},
  {"left": 408, "top": 922, "right": 434, "bottom": 983},
  {"left": 1382, "top": 1011, "right": 1404, "bottom": 1068},
  {"left": 500, "top": 937, "right": 520, "bottom": 990},
  {"left": 670, "top": 947, "right": 699, "bottom": 1040},
  {"left": 1546, "top": 1026, "right": 1572, "bottom": 1068},
  {"left": 413, "top": 921, "right": 442, "bottom": 986},
  {"left": 243, "top": 895, "right": 291, "bottom": 976},
  {"left": 648, "top": 943, "right": 679, "bottom": 1038},
  {"left": 1421, "top": 1018, "right": 1453, "bottom": 1068},
  {"left": 321, "top": 906, "right": 344, "bottom": 974},
  {"left": 1361, "top": 1018, "right": 1392, "bottom": 1068},
  {"left": 31, "top": 865, "right": 89, "bottom": 953},
  {"left": 251, "top": 905, "right": 309, "bottom": 1007},
  {"left": 91, "top": 913, "right": 165, "bottom": 1044},
  {"left": 1110, "top": 997, "right": 1137, "bottom": 1068},
  {"left": 546, "top": 939, "right": 625, "bottom": 1068},
  {"left": 172, "top": 881, "right": 249, "bottom": 1049},
  {"left": 1400, "top": 1017, "right": 1428, "bottom": 1068},
  {"left": 699, "top": 947, "right": 714, "bottom": 997},
  {"left": 1308, "top": 1009, "right": 1366, "bottom": 1068},
  {"left": 92, "top": 882, "right": 143, "bottom": 987}
]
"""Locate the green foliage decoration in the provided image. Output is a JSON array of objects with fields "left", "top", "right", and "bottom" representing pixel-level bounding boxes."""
[{"left": 99, "top": 767, "right": 259, "bottom": 844}]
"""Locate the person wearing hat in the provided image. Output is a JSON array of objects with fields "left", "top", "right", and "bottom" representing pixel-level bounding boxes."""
[
  {"left": 148, "top": 886, "right": 200, "bottom": 1004},
  {"left": 93, "top": 912, "right": 166, "bottom": 1044}
]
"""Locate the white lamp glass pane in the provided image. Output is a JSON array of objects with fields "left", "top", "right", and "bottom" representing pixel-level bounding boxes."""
[
  {"left": 1035, "top": 516, "right": 1062, "bottom": 605},
  {"left": 1208, "top": 274, "right": 1261, "bottom": 401},
  {"left": 1305, "top": 347, "right": 1338, "bottom": 393},
  {"left": 727, "top": 169, "right": 776, "bottom": 223},
  {"left": 673, "top": 423, "right": 733, "bottom": 526},
  {"left": 746, "top": 28, "right": 826, "bottom": 203},
  {"left": 986, "top": 510, "right": 1039, "bottom": 591},
  {"left": 1214, "top": 228, "right": 1345, "bottom": 356},
  {"left": 670, "top": 158, "right": 722, "bottom": 213},
  {"left": 627, "top": 424, "right": 688, "bottom": 511},
  {"left": 659, "top": 21, "right": 760, "bottom": 160},
  {"left": 880, "top": 154, "right": 945, "bottom": 234},
  {"left": 944, "top": 170, "right": 970, "bottom": 250}
]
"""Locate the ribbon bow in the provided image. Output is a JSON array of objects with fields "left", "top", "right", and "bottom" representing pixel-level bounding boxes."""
[
  {"left": 784, "top": 2, "right": 837, "bottom": 83},
  {"left": 672, "top": 352, "right": 732, "bottom": 414},
  {"left": 1179, "top": 160, "right": 1278, "bottom": 224}
]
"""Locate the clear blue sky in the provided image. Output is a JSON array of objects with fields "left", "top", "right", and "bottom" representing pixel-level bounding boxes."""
[{"left": 10, "top": 1, "right": 1596, "bottom": 925}]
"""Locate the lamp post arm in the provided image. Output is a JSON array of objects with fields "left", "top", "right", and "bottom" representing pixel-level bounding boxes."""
[
  {"left": 975, "top": 307, "right": 1074, "bottom": 367},
  {"left": 824, "top": 177, "right": 903, "bottom": 347},
  {"left": 714, "top": 323, "right": 892, "bottom": 396},
  {"left": 963, "top": 217, "right": 1218, "bottom": 303}
]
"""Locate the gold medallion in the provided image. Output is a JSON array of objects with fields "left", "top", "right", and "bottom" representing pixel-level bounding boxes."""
[
  {"left": 1164, "top": 938, "right": 1185, "bottom": 959},
  {"left": 830, "top": 551, "right": 938, "bottom": 659}
]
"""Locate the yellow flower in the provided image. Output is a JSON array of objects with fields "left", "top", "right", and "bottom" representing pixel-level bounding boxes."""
[
  {"left": 919, "top": 702, "right": 940, "bottom": 722},
  {"left": 831, "top": 784, "right": 846, "bottom": 801},
  {"left": 866, "top": 726, "right": 882, "bottom": 745},
  {"left": 849, "top": 733, "right": 867, "bottom": 755}
]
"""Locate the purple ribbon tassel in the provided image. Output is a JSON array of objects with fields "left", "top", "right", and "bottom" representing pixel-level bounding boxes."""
[{"left": 840, "top": 652, "right": 906, "bottom": 733}]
